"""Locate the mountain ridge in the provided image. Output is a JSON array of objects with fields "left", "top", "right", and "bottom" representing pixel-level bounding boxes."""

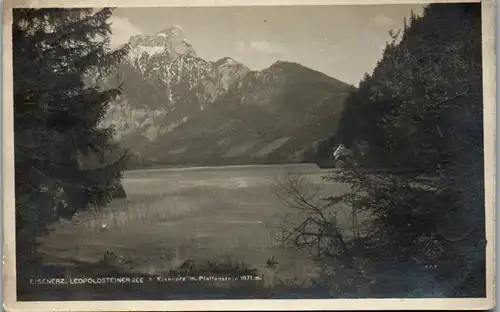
[{"left": 100, "top": 25, "right": 354, "bottom": 167}]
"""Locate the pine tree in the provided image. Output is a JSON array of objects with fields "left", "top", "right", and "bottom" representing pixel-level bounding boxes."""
[{"left": 13, "top": 8, "right": 130, "bottom": 268}]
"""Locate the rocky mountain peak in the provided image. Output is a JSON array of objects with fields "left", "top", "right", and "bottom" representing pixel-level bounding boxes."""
[
  {"left": 212, "top": 57, "right": 249, "bottom": 78},
  {"left": 104, "top": 30, "right": 352, "bottom": 166},
  {"left": 128, "top": 24, "right": 196, "bottom": 62}
]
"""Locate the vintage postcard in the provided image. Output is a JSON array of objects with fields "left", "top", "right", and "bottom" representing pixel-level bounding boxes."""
[{"left": 2, "top": 0, "right": 496, "bottom": 310}]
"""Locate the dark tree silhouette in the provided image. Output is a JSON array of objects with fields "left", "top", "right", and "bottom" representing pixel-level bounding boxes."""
[
  {"left": 13, "top": 8, "right": 130, "bottom": 269},
  {"left": 275, "top": 3, "right": 484, "bottom": 298}
]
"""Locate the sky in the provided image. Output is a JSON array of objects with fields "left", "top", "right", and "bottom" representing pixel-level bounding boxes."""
[{"left": 110, "top": 5, "right": 425, "bottom": 86}]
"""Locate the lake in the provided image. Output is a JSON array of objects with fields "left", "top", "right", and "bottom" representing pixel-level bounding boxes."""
[{"left": 40, "top": 164, "right": 353, "bottom": 285}]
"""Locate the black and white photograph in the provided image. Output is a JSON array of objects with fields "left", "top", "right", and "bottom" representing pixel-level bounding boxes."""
[{"left": 3, "top": 0, "right": 496, "bottom": 310}]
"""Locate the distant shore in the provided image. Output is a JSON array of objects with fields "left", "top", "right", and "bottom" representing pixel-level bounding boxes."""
[{"left": 125, "top": 162, "right": 323, "bottom": 173}]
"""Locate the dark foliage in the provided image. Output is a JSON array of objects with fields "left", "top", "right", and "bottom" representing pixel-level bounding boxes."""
[
  {"left": 277, "top": 3, "right": 485, "bottom": 297},
  {"left": 13, "top": 8, "right": 130, "bottom": 270},
  {"left": 335, "top": 3, "right": 485, "bottom": 296}
]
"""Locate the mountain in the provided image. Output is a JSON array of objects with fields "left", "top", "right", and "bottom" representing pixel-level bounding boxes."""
[{"left": 100, "top": 26, "right": 354, "bottom": 167}]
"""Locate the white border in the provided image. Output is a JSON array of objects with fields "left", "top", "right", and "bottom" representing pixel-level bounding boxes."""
[{"left": 2, "top": 0, "right": 496, "bottom": 311}]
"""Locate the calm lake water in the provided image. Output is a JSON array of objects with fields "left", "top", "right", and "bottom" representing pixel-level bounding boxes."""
[
  {"left": 30, "top": 164, "right": 461, "bottom": 300},
  {"left": 41, "top": 164, "right": 352, "bottom": 284}
]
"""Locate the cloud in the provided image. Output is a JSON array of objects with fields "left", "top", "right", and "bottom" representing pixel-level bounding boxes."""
[
  {"left": 109, "top": 16, "right": 144, "bottom": 49},
  {"left": 236, "top": 40, "right": 286, "bottom": 56}
]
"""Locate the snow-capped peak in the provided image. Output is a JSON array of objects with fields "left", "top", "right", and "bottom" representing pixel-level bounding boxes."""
[{"left": 127, "top": 24, "right": 196, "bottom": 63}]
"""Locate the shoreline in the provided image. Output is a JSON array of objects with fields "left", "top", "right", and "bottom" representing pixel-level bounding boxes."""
[{"left": 125, "top": 163, "right": 322, "bottom": 173}]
